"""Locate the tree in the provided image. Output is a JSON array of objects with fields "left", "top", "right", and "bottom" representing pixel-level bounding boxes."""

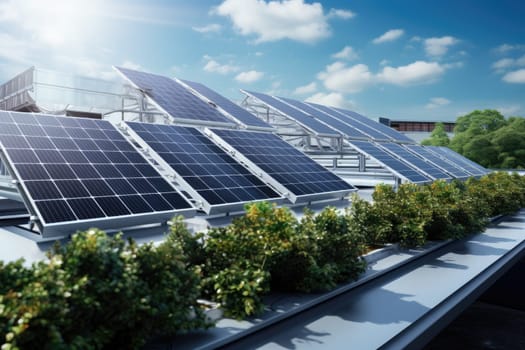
[{"left": 421, "top": 122, "right": 450, "bottom": 146}]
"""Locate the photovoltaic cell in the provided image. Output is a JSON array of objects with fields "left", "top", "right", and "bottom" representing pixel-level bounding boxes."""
[
  {"left": 278, "top": 97, "right": 370, "bottom": 140},
  {"left": 242, "top": 90, "right": 340, "bottom": 137},
  {"left": 0, "top": 111, "right": 193, "bottom": 229},
  {"left": 125, "top": 122, "right": 281, "bottom": 210},
  {"left": 403, "top": 144, "right": 472, "bottom": 179},
  {"left": 331, "top": 107, "right": 415, "bottom": 143},
  {"left": 377, "top": 142, "right": 452, "bottom": 180},
  {"left": 349, "top": 140, "right": 432, "bottom": 183},
  {"left": 180, "top": 80, "right": 272, "bottom": 129},
  {"left": 209, "top": 128, "right": 356, "bottom": 200},
  {"left": 115, "top": 67, "right": 234, "bottom": 125}
]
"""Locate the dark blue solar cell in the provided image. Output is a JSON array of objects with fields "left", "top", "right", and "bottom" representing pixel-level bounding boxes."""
[
  {"left": 65, "top": 127, "right": 90, "bottom": 139},
  {"left": 68, "top": 198, "right": 105, "bottom": 219},
  {"left": 15, "top": 164, "right": 50, "bottom": 180},
  {"left": 95, "top": 196, "right": 131, "bottom": 217},
  {"left": 120, "top": 195, "right": 153, "bottom": 214},
  {"left": 116, "top": 67, "right": 233, "bottom": 125},
  {"left": 162, "top": 192, "right": 192, "bottom": 209},
  {"left": 24, "top": 181, "right": 62, "bottom": 200},
  {"left": 60, "top": 150, "right": 89, "bottom": 163},
  {"left": 83, "top": 128, "right": 108, "bottom": 139},
  {"left": 128, "top": 178, "right": 156, "bottom": 194},
  {"left": 43, "top": 164, "right": 77, "bottom": 179},
  {"left": 83, "top": 151, "right": 111, "bottom": 163},
  {"left": 55, "top": 180, "right": 90, "bottom": 198},
  {"left": 0, "top": 123, "right": 21, "bottom": 135},
  {"left": 105, "top": 178, "right": 136, "bottom": 194},
  {"left": 35, "top": 150, "right": 66, "bottom": 163},
  {"left": 94, "top": 164, "right": 122, "bottom": 178},
  {"left": 36, "top": 114, "right": 62, "bottom": 126},
  {"left": 96, "top": 140, "right": 119, "bottom": 151},
  {"left": 116, "top": 164, "right": 142, "bottom": 177},
  {"left": 182, "top": 79, "right": 272, "bottom": 129},
  {"left": 70, "top": 164, "right": 100, "bottom": 179},
  {"left": 35, "top": 199, "right": 77, "bottom": 223},
  {"left": 148, "top": 177, "right": 175, "bottom": 192},
  {"left": 18, "top": 124, "right": 45, "bottom": 137},
  {"left": 142, "top": 194, "right": 173, "bottom": 211},
  {"left": 44, "top": 126, "right": 70, "bottom": 138},
  {"left": 74, "top": 139, "right": 99, "bottom": 150},
  {"left": 428, "top": 146, "right": 487, "bottom": 176},
  {"left": 58, "top": 117, "right": 81, "bottom": 128},
  {"left": 26, "top": 136, "right": 55, "bottom": 149},
  {"left": 7, "top": 149, "right": 39, "bottom": 163},
  {"left": 10, "top": 112, "right": 38, "bottom": 125},
  {"left": 82, "top": 179, "right": 115, "bottom": 196},
  {"left": 210, "top": 128, "right": 355, "bottom": 198},
  {"left": 0, "top": 135, "right": 30, "bottom": 148},
  {"left": 105, "top": 151, "right": 129, "bottom": 163},
  {"left": 51, "top": 138, "right": 78, "bottom": 150}
]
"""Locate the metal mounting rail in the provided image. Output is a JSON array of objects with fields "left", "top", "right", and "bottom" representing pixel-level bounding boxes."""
[{"left": 167, "top": 210, "right": 525, "bottom": 350}]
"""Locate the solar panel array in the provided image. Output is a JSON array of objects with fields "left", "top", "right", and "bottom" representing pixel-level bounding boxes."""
[
  {"left": 377, "top": 142, "right": 452, "bottom": 180},
  {"left": 208, "top": 128, "right": 356, "bottom": 202},
  {"left": 348, "top": 140, "right": 432, "bottom": 183},
  {"left": 428, "top": 146, "right": 489, "bottom": 176},
  {"left": 115, "top": 67, "right": 234, "bottom": 126},
  {"left": 125, "top": 122, "right": 281, "bottom": 213},
  {"left": 242, "top": 90, "right": 340, "bottom": 137},
  {"left": 307, "top": 102, "right": 392, "bottom": 141},
  {"left": 180, "top": 80, "right": 273, "bottom": 130},
  {"left": 0, "top": 111, "right": 193, "bottom": 234},
  {"left": 403, "top": 144, "right": 472, "bottom": 179},
  {"left": 279, "top": 97, "right": 370, "bottom": 140},
  {"left": 332, "top": 107, "right": 414, "bottom": 143}
]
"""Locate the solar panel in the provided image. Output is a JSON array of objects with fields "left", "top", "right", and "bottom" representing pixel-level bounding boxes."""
[
  {"left": 207, "top": 128, "right": 356, "bottom": 203},
  {"left": 179, "top": 80, "right": 273, "bottom": 130},
  {"left": 331, "top": 107, "right": 415, "bottom": 143},
  {"left": 306, "top": 102, "right": 392, "bottom": 141},
  {"left": 242, "top": 90, "right": 340, "bottom": 137},
  {"left": 115, "top": 67, "right": 235, "bottom": 126},
  {"left": 0, "top": 111, "right": 194, "bottom": 237},
  {"left": 427, "top": 146, "right": 488, "bottom": 176},
  {"left": 377, "top": 142, "right": 452, "bottom": 180},
  {"left": 403, "top": 144, "right": 472, "bottom": 179},
  {"left": 277, "top": 97, "right": 370, "bottom": 140},
  {"left": 125, "top": 122, "right": 282, "bottom": 214},
  {"left": 348, "top": 140, "right": 432, "bottom": 183}
]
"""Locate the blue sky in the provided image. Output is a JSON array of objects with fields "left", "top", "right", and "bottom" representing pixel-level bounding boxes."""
[{"left": 0, "top": 0, "right": 523, "bottom": 121}]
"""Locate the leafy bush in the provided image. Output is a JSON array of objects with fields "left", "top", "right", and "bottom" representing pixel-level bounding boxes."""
[{"left": 0, "top": 229, "right": 208, "bottom": 350}]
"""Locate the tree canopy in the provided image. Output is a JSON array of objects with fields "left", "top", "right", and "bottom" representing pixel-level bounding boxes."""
[
  {"left": 421, "top": 122, "right": 450, "bottom": 146},
  {"left": 422, "top": 110, "right": 525, "bottom": 169}
]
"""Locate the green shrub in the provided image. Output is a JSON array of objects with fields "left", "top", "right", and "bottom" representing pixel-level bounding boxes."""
[
  {"left": 347, "top": 194, "right": 391, "bottom": 246},
  {"left": 1, "top": 228, "right": 207, "bottom": 350}
]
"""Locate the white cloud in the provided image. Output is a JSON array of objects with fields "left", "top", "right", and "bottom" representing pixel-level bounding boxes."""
[
  {"left": 215, "top": 0, "right": 331, "bottom": 43},
  {"left": 425, "top": 97, "right": 451, "bottom": 109},
  {"left": 316, "top": 60, "right": 448, "bottom": 93},
  {"left": 317, "top": 62, "right": 374, "bottom": 93},
  {"left": 327, "top": 8, "right": 355, "bottom": 19},
  {"left": 332, "top": 46, "right": 358, "bottom": 60},
  {"left": 379, "top": 59, "right": 390, "bottom": 66},
  {"left": 497, "top": 105, "right": 521, "bottom": 116},
  {"left": 203, "top": 58, "right": 239, "bottom": 74},
  {"left": 235, "top": 70, "right": 264, "bottom": 83},
  {"left": 377, "top": 61, "right": 445, "bottom": 86},
  {"left": 293, "top": 82, "right": 317, "bottom": 95},
  {"left": 502, "top": 69, "right": 525, "bottom": 83},
  {"left": 424, "top": 36, "right": 459, "bottom": 57},
  {"left": 305, "top": 92, "right": 350, "bottom": 108},
  {"left": 120, "top": 60, "right": 142, "bottom": 71},
  {"left": 192, "top": 23, "right": 222, "bottom": 33},
  {"left": 493, "top": 43, "right": 525, "bottom": 54},
  {"left": 372, "top": 29, "right": 404, "bottom": 44},
  {"left": 492, "top": 55, "right": 525, "bottom": 73}
]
